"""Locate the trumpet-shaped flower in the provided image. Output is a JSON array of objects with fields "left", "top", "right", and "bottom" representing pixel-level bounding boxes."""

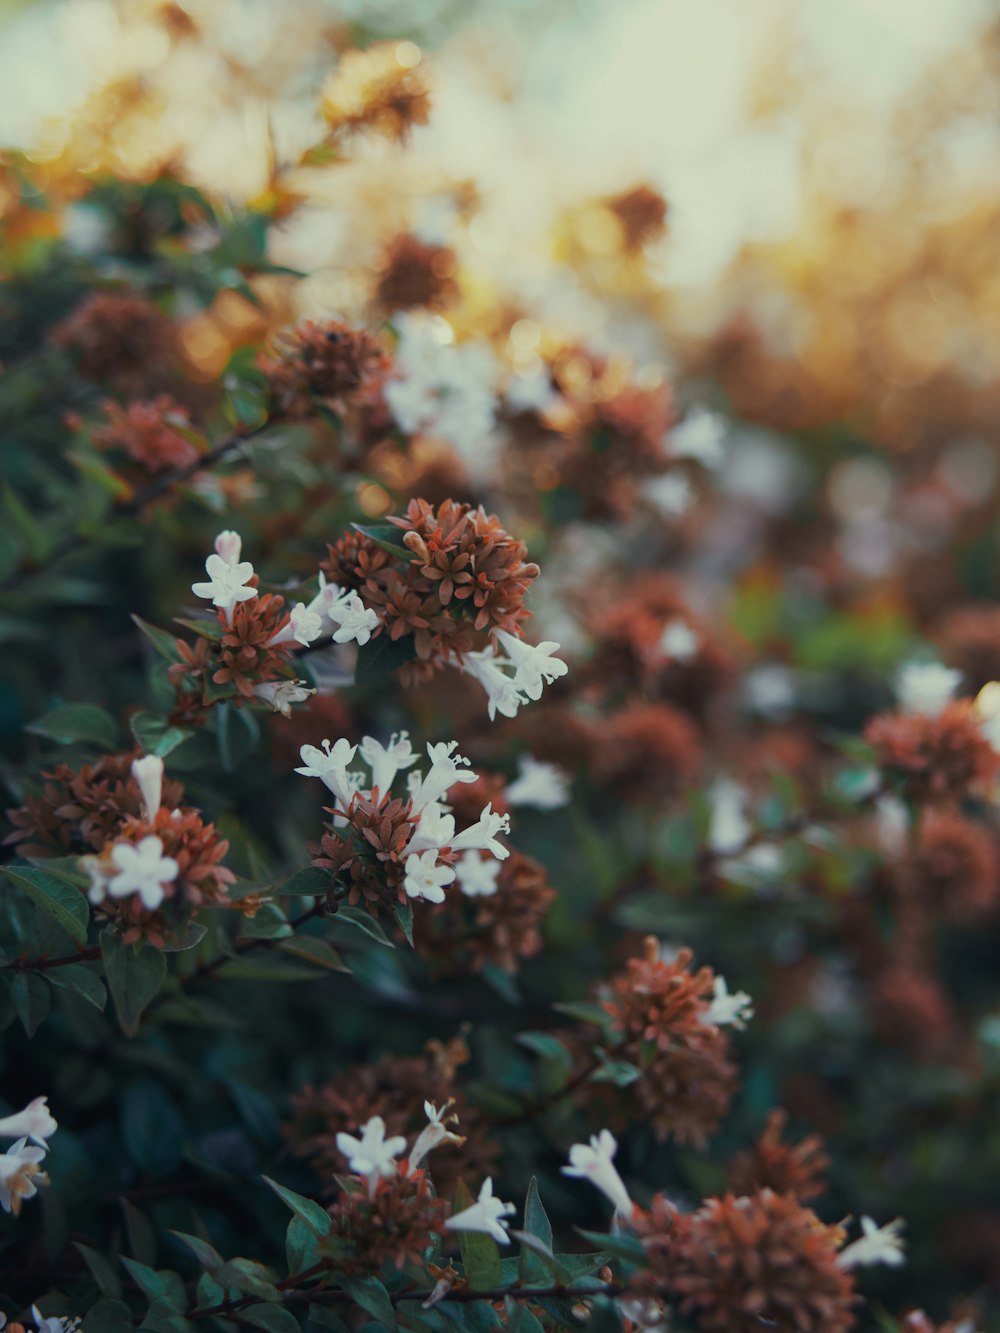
[
  {"left": 0, "top": 1097, "right": 56, "bottom": 1149},
  {"left": 409, "top": 741, "right": 476, "bottom": 814},
  {"left": 192, "top": 552, "right": 257, "bottom": 621},
  {"left": 700, "top": 976, "right": 754, "bottom": 1030},
  {"left": 455, "top": 850, "right": 502, "bottom": 897},
  {"left": 329, "top": 590, "right": 380, "bottom": 645},
  {"left": 445, "top": 1177, "right": 516, "bottom": 1245},
  {"left": 404, "top": 849, "right": 456, "bottom": 903},
  {"left": 268, "top": 602, "right": 324, "bottom": 647},
  {"left": 296, "top": 739, "right": 359, "bottom": 807},
  {"left": 336, "top": 1116, "right": 407, "bottom": 1196},
  {"left": 32, "top": 1308, "right": 82, "bottom": 1333},
  {"left": 462, "top": 647, "right": 526, "bottom": 720},
  {"left": 108, "top": 837, "right": 179, "bottom": 910},
  {"left": 494, "top": 630, "right": 568, "bottom": 701},
  {"left": 837, "top": 1216, "right": 906, "bottom": 1270},
  {"left": 0, "top": 1138, "right": 48, "bottom": 1216},
  {"left": 360, "top": 732, "right": 418, "bottom": 798},
  {"left": 561, "top": 1129, "right": 633, "bottom": 1216},
  {"left": 252, "top": 680, "right": 316, "bottom": 717},
  {"left": 409, "top": 1100, "right": 464, "bottom": 1172},
  {"left": 131, "top": 754, "right": 165, "bottom": 820},
  {"left": 450, "top": 803, "right": 511, "bottom": 860},
  {"left": 505, "top": 755, "right": 570, "bottom": 810}
]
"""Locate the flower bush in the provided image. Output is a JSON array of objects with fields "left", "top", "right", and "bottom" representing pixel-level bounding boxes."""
[{"left": 0, "top": 10, "right": 998, "bottom": 1333}]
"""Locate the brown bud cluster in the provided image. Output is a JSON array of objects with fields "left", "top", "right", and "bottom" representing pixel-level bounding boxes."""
[
  {"left": 726, "top": 1108, "right": 829, "bottom": 1203},
  {"left": 865, "top": 701, "right": 1000, "bottom": 804},
  {"left": 375, "top": 233, "right": 459, "bottom": 312},
  {"left": 324, "top": 1168, "right": 448, "bottom": 1274},
  {"left": 52, "top": 290, "right": 177, "bottom": 394},
  {"left": 310, "top": 790, "right": 427, "bottom": 916},
  {"left": 89, "top": 395, "right": 201, "bottom": 476},
  {"left": 322, "top": 498, "right": 539, "bottom": 685},
  {"left": 259, "top": 318, "right": 392, "bottom": 423}
]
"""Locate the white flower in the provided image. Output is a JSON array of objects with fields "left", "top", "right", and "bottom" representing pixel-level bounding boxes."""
[
  {"left": 360, "top": 732, "right": 418, "bottom": 798},
  {"left": 656, "top": 619, "right": 699, "bottom": 663},
  {"left": 875, "top": 794, "right": 909, "bottom": 856},
  {"left": 744, "top": 664, "right": 795, "bottom": 718},
  {"left": 409, "top": 1100, "right": 465, "bottom": 1172},
  {"left": 213, "top": 530, "right": 243, "bottom": 564},
  {"left": 252, "top": 680, "right": 316, "bottom": 718},
  {"left": 107, "top": 836, "right": 179, "bottom": 910},
  {"left": 450, "top": 803, "right": 511, "bottom": 860},
  {"left": 462, "top": 647, "right": 526, "bottom": 720},
  {"left": 191, "top": 552, "right": 257, "bottom": 622},
  {"left": 895, "top": 661, "right": 961, "bottom": 718},
  {"left": 404, "top": 849, "right": 456, "bottom": 904},
  {"left": 700, "top": 976, "right": 754, "bottom": 1030},
  {"left": 494, "top": 630, "right": 568, "bottom": 701},
  {"left": 295, "top": 738, "right": 359, "bottom": 807},
  {"left": 669, "top": 409, "right": 726, "bottom": 469},
  {"left": 0, "top": 1138, "right": 48, "bottom": 1216},
  {"left": 0, "top": 1097, "right": 57, "bottom": 1148},
  {"left": 708, "top": 780, "right": 750, "bottom": 855},
  {"left": 974, "top": 681, "right": 1000, "bottom": 752},
  {"left": 445, "top": 1177, "right": 516, "bottom": 1246},
  {"left": 131, "top": 754, "right": 164, "bottom": 821},
  {"left": 32, "top": 1309, "right": 81, "bottom": 1333},
  {"left": 505, "top": 755, "right": 570, "bottom": 810},
  {"left": 336, "top": 1116, "right": 407, "bottom": 1196},
  {"left": 506, "top": 370, "right": 560, "bottom": 416},
  {"left": 643, "top": 471, "right": 693, "bottom": 517},
  {"left": 268, "top": 602, "right": 325, "bottom": 647},
  {"left": 456, "top": 851, "right": 502, "bottom": 897},
  {"left": 837, "top": 1216, "right": 906, "bottom": 1270},
  {"left": 406, "top": 801, "right": 457, "bottom": 854},
  {"left": 328, "top": 589, "right": 380, "bottom": 645},
  {"left": 410, "top": 741, "right": 477, "bottom": 814},
  {"left": 561, "top": 1129, "right": 633, "bottom": 1216},
  {"left": 386, "top": 314, "right": 498, "bottom": 460}
]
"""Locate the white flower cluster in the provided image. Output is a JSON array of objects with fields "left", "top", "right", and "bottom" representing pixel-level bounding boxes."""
[
  {"left": 81, "top": 756, "right": 179, "bottom": 911},
  {"left": 336, "top": 1104, "right": 477, "bottom": 1196},
  {"left": 0, "top": 1096, "right": 56, "bottom": 1218},
  {"left": 461, "top": 629, "right": 568, "bottom": 721},
  {"left": 295, "top": 734, "right": 511, "bottom": 901},
  {"left": 384, "top": 314, "right": 498, "bottom": 465},
  {"left": 192, "top": 531, "right": 378, "bottom": 648}
]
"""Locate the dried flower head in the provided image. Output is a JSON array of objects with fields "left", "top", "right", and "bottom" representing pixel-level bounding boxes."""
[
  {"left": 593, "top": 938, "right": 738, "bottom": 1146},
  {"left": 52, "top": 290, "right": 176, "bottom": 394},
  {"left": 727, "top": 1109, "right": 829, "bottom": 1202},
  {"left": 90, "top": 395, "right": 200, "bottom": 475},
  {"left": 909, "top": 808, "right": 999, "bottom": 920},
  {"left": 865, "top": 701, "right": 1000, "bottom": 803},
  {"left": 259, "top": 318, "right": 391, "bottom": 422},
  {"left": 375, "top": 233, "right": 459, "bottom": 312},
  {"left": 324, "top": 1167, "right": 448, "bottom": 1273},
  {"left": 656, "top": 1190, "right": 855, "bottom": 1333},
  {"left": 605, "top": 184, "right": 669, "bottom": 251}
]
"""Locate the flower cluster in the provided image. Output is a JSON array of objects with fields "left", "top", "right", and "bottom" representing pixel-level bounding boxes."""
[
  {"left": 88, "top": 395, "right": 201, "bottom": 477},
  {"left": 582, "top": 937, "right": 747, "bottom": 1146},
  {"left": 258, "top": 318, "right": 392, "bottom": 424},
  {"left": 322, "top": 498, "right": 567, "bottom": 709},
  {"left": 320, "top": 40, "right": 431, "bottom": 144},
  {"left": 51, "top": 290, "right": 176, "bottom": 394},
  {"left": 375, "top": 233, "right": 459, "bottom": 312},
  {"left": 299, "top": 733, "right": 511, "bottom": 918},
  {"left": 79, "top": 755, "right": 236, "bottom": 945}
]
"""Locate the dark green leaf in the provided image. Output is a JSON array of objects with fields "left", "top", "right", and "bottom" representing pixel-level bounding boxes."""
[
  {"left": 4, "top": 864, "right": 89, "bottom": 944},
  {"left": 101, "top": 930, "right": 167, "bottom": 1036},
  {"left": 12, "top": 971, "right": 50, "bottom": 1036},
  {"left": 169, "top": 1230, "right": 223, "bottom": 1273},
  {"left": 130, "top": 712, "right": 194, "bottom": 758},
  {"left": 329, "top": 905, "right": 394, "bottom": 947},
  {"left": 74, "top": 1242, "right": 124, "bottom": 1298},
  {"left": 518, "top": 1178, "right": 553, "bottom": 1284},
  {"left": 354, "top": 632, "right": 417, "bottom": 685},
  {"left": 122, "top": 1077, "right": 184, "bottom": 1177},
  {"left": 132, "top": 615, "right": 184, "bottom": 664},
  {"left": 47, "top": 962, "right": 106, "bottom": 1010},
  {"left": 263, "top": 1175, "right": 334, "bottom": 1236},
  {"left": 241, "top": 1306, "right": 301, "bottom": 1333},
  {"left": 83, "top": 1299, "right": 134, "bottom": 1333},
  {"left": 280, "top": 867, "right": 332, "bottom": 898},
  {"left": 335, "top": 1276, "right": 396, "bottom": 1329},
  {"left": 27, "top": 702, "right": 119, "bottom": 748}
]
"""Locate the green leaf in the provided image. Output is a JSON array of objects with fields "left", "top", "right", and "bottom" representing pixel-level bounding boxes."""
[
  {"left": 130, "top": 712, "right": 193, "bottom": 758},
  {"left": 169, "top": 1231, "right": 223, "bottom": 1273},
  {"left": 241, "top": 1307, "right": 300, "bottom": 1333},
  {"left": 354, "top": 632, "right": 417, "bottom": 685},
  {"left": 277, "top": 935, "right": 349, "bottom": 972},
  {"left": 121, "top": 1257, "right": 188, "bottom": 1311},
  {"left": 11, "top": 971, "right": 51, "bottom": 1037},
  {"left": 351, "top": 522, "right": 414, "bottom": 560},
  {"left": 101, "top": 930, "right": 167, "bottom": 1036},
  {"left": 507, "top": 1233, "right": 570, "bottom": 1284},
  {"left": 574, "top": 1229, "right": 647, "bottom": 1265},
  {"left": 4, "top": 864, "right": 89, "bottom": 944},
  {"left": 83, "top": 1299, "right": 135, "bottom": 1333},
  {"left": 215, "top": 957, "right": 321, "bottom": 982},
  {"left": 121, "top": 1198, "right": 158, "bottom": 1267},
  {"left": 264, "top": 1176, "right": 334, "bottom": 1236},
  {"left": 330, "top": 905, "right": 394, "bottom": 947},
  {"left": 279, "top": 867, "right": 332, "bottom": 898},
  {"left": 516, "top": 1034, "right": 573, "bottom": 1095},
  {"left": 391, "top": 898, "right": 414, "bottom": 947},
  {"left": 122, "top": 1077, "right": 184, "bottom": 1177},
  {"left": 132, "top": 615, "right": 184, "bottom": 664},
  {"left": 27, "top": 702, "right": 119, "bottom": 748},
  {"left": 518, "top": 1178, "right": 553, "bottom": 1284},
  {"left": 74, "top": 1242, "right": 124, "bottom": 1298},
  {"left": 47, "top": 962, "right": 107, "bottom": 1010},
  {"left": 335, "top": 1275, "right": 396, "bottom": 1329},
  {"left": 215, "top": 1258, "right": 281, "bottom": 1302},
  {"left": 216, "top": 702, "right": 260, "bottom": 772}
]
